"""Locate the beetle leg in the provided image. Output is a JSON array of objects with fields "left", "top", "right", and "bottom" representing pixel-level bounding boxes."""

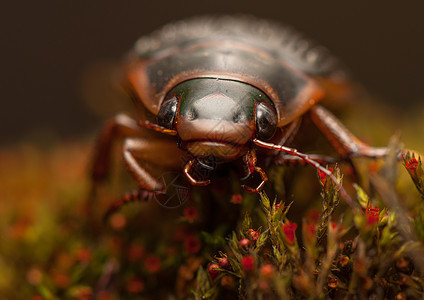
[
  {"left": 122, "top": 138, "right": 167, "bottom": 191},
  {"left": 309, "top": 105, "right": 389, "bottom": 159},
  {"left": 274, "top": 118, "right": 302, "bottom": 154},
  {"left": 241, "top": 150, "right": 269, "bottom": 193},
  {"left": 253, "top": 138, "right": 358, "bottom": 210},
  {"left": 92, "top": 113, "right": 142, "bottom": 181},
  {"left": 100, "top": 137, "right": 184, "bottom": 218},
  {"left": 275, "top": 154, "right": 340, "bottom": 166},
  {"left": 104, "top": 189, "right": 154, "bottom": 220},
  {"left": 183, "top": 159, "right": 211, "bottom": 186},
  {"left": 264, "top": 118, "right": 302, "bottom": 166}
]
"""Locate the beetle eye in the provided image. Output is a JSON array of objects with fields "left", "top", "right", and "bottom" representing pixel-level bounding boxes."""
[
  {"left": 255, "top": 102, "right": 277, "bottom": 141},
  {"left": 157, "top": 96, "right": 178, "bottom": 129}
]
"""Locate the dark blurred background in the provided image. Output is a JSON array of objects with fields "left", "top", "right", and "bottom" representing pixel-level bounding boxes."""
[{"left": 2, "top": 0, "right": 424, "bottom": 145}]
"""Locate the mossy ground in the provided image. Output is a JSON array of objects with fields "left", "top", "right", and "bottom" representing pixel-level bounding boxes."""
[{"left": 1, "top": 101, "right": 424, "bottom": 299}]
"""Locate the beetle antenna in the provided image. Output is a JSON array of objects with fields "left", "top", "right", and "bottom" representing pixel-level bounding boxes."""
[{"left": 253, "top": 138, "right": 360, "bottom": 211}]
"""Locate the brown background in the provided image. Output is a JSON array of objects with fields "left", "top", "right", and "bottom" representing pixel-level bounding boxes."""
[{"left": 2, "top": 0, "right": 424, "bottom": 145}]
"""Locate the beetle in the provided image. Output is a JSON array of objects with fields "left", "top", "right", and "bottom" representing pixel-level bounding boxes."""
[{"left": 91, "top": 16, "right": 390, "bottom": 212}]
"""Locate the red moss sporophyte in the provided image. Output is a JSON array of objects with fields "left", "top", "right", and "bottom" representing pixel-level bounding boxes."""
[{"left": 282, "top": 221, "right": 298, "bottom": 244}]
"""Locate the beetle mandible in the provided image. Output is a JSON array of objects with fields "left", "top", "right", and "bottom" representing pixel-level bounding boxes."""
[{"left": 92, "top": 16, "right": 389, "bottom": 212}]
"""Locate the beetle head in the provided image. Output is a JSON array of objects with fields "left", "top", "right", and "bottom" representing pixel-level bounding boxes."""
[{"left": 157, "top": 78, "right": 277, "bottom": 161}]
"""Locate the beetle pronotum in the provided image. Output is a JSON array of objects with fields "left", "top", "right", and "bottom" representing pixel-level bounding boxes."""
[{"left": 92, "top": 16, "right": 394, "bottom": 214}]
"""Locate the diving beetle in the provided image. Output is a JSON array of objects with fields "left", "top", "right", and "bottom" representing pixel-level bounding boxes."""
[{"left": 92, "top": 16, "right": 389, "bottom": 210}]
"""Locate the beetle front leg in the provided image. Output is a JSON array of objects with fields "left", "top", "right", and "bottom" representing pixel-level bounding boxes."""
[
  {"left": 241, "top": 150, "right": 268, "bottom": 193},
  {"left": 309, "top": 105, "right": 389, "bottom": 159},
  {"left": 103, "top": 137, "right": 185, "bottom": 218},
  {"left": 122, "top": 138, "right": 166, "bottom": 192},
  {"left": 275, "top": 154, "right": 340, "bottom": 166},
  {"left": 183, "top": 159, "right": 212, "bottom": 186}
]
